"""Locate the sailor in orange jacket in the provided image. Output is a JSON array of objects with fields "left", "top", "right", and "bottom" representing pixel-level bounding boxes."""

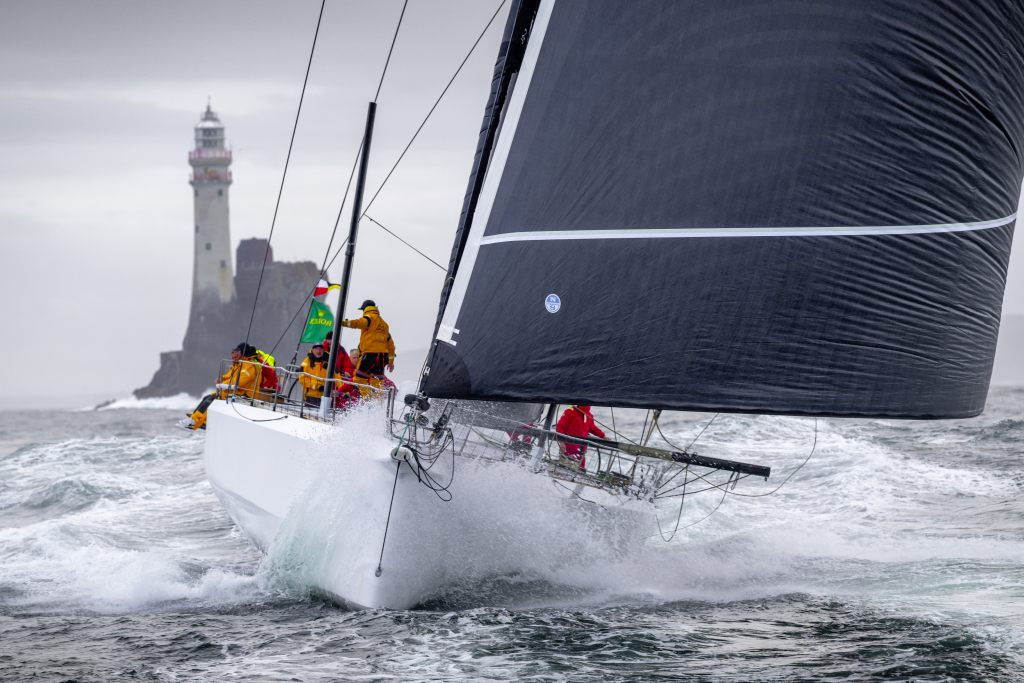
[
  {"left": 341, "top": 300, "right": 396, "bottom": 377},
  {"left": 555, "top": 405, "right": 605, "bottom": 470}
]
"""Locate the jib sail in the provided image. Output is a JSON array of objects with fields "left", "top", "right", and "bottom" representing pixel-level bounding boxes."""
[{"left": 422, "top": 0, "right": 1024, "bottom": 418}]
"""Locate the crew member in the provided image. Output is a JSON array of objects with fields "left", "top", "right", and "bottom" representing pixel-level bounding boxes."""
[
  {"left": 341, "top": 300, "right": 396, "bottom": 377},
  {"left": 254, "top": 347, "right": 278, "bottom": 394},
  {"left": 555, "top": 405, "right": 605, "bottom": 470},
  {"left": 299, "top": 343, "right": 339, "bottom": 406},
  {"left": 322, "top": 330, "right": 356, "bottom": 377},
  {"left": 181, "top": 343, "right": 262, "bottom": 430}
]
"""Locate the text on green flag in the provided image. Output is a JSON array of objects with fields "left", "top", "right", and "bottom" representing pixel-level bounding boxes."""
[{"left": 300, "top": 300, "right": 334, "bottom": 343}]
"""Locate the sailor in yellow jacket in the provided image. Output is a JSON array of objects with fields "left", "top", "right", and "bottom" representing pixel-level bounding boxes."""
[
  {"left": 182, "top": 343, "right": 261, "bottom": 430},
  {"left": 299, "top": 343, "right": 340, "bottom": 405},
  {"left": 341, "top": 300, "right": 396, "bottom": 377}
]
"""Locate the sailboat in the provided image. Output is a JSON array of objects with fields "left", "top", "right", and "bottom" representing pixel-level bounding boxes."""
[{"left": 203, "top": 0, "right": 1024, "bottom": 609}]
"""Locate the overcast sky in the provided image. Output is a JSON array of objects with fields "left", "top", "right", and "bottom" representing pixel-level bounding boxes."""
[
  {"left": 0, "top": 0, "right": 511, "bottom": 406},
  {"left": 1, "top": 0, "right": 1022, "bottom": 407}
]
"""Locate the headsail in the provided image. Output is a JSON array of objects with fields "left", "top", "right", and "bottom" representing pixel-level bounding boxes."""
[{"left": 423, "top": 0, "right": 1024, "bottom": 418}]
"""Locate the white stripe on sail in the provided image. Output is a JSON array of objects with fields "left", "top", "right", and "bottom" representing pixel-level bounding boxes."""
[
  {"left": 478, "top": 214, "right": 1017, "bottom": 245},
  {"left": 436, "top": 0, "right": 557, "bottom": 345}
]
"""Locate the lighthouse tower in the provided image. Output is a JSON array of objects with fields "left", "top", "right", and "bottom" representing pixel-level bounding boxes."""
[{"left": 188, "top": 102, "right": 235, "bottom": 315}]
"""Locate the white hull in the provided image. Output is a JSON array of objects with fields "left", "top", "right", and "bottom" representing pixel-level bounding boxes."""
[{"left": 204, "top": 400, "right": 655, "bottom": 609}]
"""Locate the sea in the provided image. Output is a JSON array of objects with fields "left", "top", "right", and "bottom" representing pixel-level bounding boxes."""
[{"left": 1, "top": 388, "right": 1022, "bottom": 682}]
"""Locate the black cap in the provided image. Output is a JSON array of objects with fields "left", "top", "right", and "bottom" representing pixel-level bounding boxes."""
[
  {"left": 324, "top": 330, "right": 333, "bottom": 340},
  {"left": 359, "top": 299, "right": 376, "bottom": 309}
]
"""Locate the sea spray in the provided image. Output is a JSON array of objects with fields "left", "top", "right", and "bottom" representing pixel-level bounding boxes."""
[
  {"left": 259, "top": 402, "right": 399, "bottom": 600},
  {"left": 259, "top": 401, "right": 660, "bottom": 607}
]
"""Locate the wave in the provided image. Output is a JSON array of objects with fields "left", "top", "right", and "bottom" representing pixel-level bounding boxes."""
[
  {"left": 0, "top": 534, "right": 260, "bottom": 613},
  {"left": 0, "top": 476, "right": 138, "bottom": 526},
  {"left": 89, "top": 393, "right": 203, "bottom": 412}
]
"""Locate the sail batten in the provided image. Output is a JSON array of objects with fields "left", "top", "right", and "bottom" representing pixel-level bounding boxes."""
[{"left": 423, "top": 0, "right": 1024, "bottom": 418}]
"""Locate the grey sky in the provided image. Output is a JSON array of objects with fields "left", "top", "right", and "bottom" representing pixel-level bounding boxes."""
[{"left": 0, "top": 0, "right": 1021, "bottom": 406}]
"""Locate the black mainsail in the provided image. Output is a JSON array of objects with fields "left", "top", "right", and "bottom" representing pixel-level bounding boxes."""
[{"left": 423, "top": 0, "right": 1024, "bottom": 418}]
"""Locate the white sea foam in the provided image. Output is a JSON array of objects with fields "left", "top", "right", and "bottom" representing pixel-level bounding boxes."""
[
  {"left": 1, "top": 531, "right": 257, "bottom": 612},
  {"left": 0, "top": 421, "right": 263, "bottom": 613},
  {"left": 91, "top": 393, "right": 202, "bottom": 412}
]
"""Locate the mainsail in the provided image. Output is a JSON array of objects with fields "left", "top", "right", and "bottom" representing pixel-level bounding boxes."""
[{"left": 423, "top": 0, "right": 1024, "bottom": 418}]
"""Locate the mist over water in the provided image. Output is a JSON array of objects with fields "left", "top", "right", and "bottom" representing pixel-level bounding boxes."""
[{"left": 1, "top": 390, "right": 1022, "bottom": 681}]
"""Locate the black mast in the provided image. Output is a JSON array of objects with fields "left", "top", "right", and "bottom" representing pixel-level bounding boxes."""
[{"left": 322, "top": 101, "right": 377, "bottom": 415}]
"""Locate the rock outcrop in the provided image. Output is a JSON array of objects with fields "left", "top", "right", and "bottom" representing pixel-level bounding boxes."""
[{"left": 135, "top": 238, "right": 319, "bottom": 397}]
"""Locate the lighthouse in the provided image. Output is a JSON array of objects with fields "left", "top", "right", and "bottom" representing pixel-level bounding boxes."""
[
  {"left": 135, "top": 103, "right": 321, "bottom": 398},
  {"left": 188, "top": 102, "right": 235, "bottom": 315}
]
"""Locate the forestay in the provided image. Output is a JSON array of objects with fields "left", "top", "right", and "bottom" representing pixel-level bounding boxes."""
[{"left": 423, "top": 0, "right": 1024, "bottom": 418}]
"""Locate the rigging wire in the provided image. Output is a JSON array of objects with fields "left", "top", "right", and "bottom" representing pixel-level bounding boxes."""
[
  {"left": 364, "top": 215, "right": 446, "bottom": 271},
  {"left": 316, "top": 142, "right": 363, "bottom": 291},
  {"left": 655, "top": 467, "right": 750, "bottom": 498},
  {"left": 653, "top": 415, "right": 818, "bottom": 499},
  {"left": 304, "top": 0, "right": 408, "bottom": 330},
  {"left": 722, "top": 418, "right": 818, "bottom": 498},
  {"left": 265, "top": 0, "right": 507, "bottom": 355},
  {"left": 376, "top": 460, "right": 401, "bottom": 578},
  {"left": 649, "top": 471, "right": 741, "bottom": 539},
  {"left": 683, "top": 413, "right": 719, "bottom": 451},
  {"left": 243, "top": 0, "right": 327, "bottom": 348},
  {"left": 273, "top": 0, "right": 411, "bottom": 359},
  {"left": 276, "top": 140, "right": 360, "bottom": 360},
  {"left": 672, "top": 485, "right": 730, "bottom": 534},
  {"left": 308, "top": 0, "right": 503, "bottom": 292},
  {"left": 374, "top": 1, "right": 409, "bottom": 102},
  {"left": 649, "top": 417, "right": 820, "bottom": 535},
  {"left": 360, "top": 0, "right": 508, "bottom": 217},
  {"left": 649, "top": 414, "right": 719, "bottom": 492},
  {"left": 592, "top": 417, "right": 641, "bottom": 446},
  {"left": 317, "top": 0, "right": 507, "bottom": 279},
  {"left": 655, "top": 464, "right": 689, "bottom": 542}
]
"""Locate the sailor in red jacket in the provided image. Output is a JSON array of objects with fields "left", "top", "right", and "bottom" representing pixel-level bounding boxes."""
[
  {"left": 323, "top": 331, "right": 356, "bottom": 377},
  {"left": 555, "top": 405, "right": 605, "bottom": 470}
]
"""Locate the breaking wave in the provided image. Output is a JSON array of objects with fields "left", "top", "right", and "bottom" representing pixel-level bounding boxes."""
[
  {"left": 0, "top": 413, "right": 264, "bottom": 614},
  {"left": 90, "top": 393, "right": 202, "bottom": 412}
]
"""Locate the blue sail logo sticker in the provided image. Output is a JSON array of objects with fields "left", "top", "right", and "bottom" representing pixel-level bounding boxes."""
[{"left": 545, "top": 293, "right": 561, "bottom": 313}]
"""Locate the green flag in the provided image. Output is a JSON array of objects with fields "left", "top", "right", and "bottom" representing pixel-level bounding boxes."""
[{"left": 300, "top": 300, "right": 335, "bottom": 343}]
